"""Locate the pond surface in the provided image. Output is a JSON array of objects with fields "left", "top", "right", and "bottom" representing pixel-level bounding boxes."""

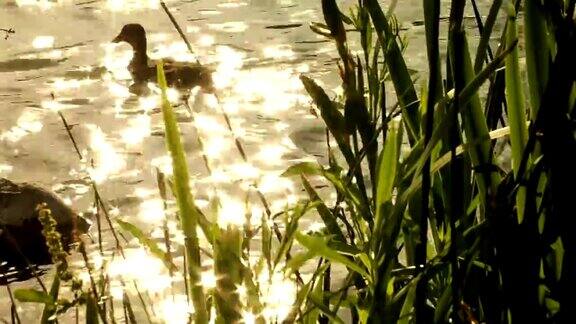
[{"left": 0, "top": 0, "right": 494, "bottom": 322}]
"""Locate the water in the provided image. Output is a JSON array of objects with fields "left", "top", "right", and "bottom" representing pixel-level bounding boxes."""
[{"left": 0, "top": 0, "right": 496, "bottom": 322}]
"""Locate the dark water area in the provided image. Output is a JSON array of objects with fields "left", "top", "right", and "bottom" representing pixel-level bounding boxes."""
[{"left": 0, "top": 0, "right": 498, "bottom": 322}]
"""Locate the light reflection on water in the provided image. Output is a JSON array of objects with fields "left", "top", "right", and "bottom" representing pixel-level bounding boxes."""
[
  {"left": 84, "top": 123, "right": 127, "bottom": 184},
  {"left": 31, "top": 35, "right": 54, "bottom": 49},
  {"left": 13, "top": 0, "right": 66, "bottom": 9},
  {"left": 0, "top": 109, "right": 44, "bottom": 142},
  {"left": 105, "top": 0, "right": 162, "bottom": 12}
]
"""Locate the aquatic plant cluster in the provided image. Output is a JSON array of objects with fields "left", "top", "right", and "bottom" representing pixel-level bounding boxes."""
[
  {"left": 1, "top": 0, "right": 575, "bottom": 323},
  {"left": 284, "top": 0, "right": 575, "bottom": 322}
]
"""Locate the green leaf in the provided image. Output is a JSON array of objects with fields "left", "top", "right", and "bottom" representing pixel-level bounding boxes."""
[
  {"left": 523, "top": 0, "right": 550, "bottom": 119},
  {"left": 505, "top": 3, "right": 528, "bottom": 222},
  {"left": 375, "top": 118, "right": 399, "bottom": 225},
  {"left": 448, "top": 27, "right": 501, "bottom": 208},
  {"left": 434, "top": 285, "right": 452, "bottom": 323},
  {"left": 282, "top": 162, "right": 323, "bottom": 177},
  {"left": 372, "top": 123, "right": 401, "bottom": 263},
  {"left": 473, "top": 0, "right": 503, "bottom": 72},
  {"left": 301, "top": 175, "right": 345, "bottom": 242},
  {"left": 300, "top": 75, "right": 355, "bottom": 167},
  {"left": 364, "top": 0, "right": 420, "bottom": 143},
  {"left": 41, "top": 275, "right": 60, "bottom": 324},
  {"left": 329, "top": 240, "right": 361, "bottom": 256},
  {"left": 117, "top": 219, "right": 178, "bottom": 273},
  {"left": 397, "top": 282, "right": 417, "bottom": 324},
  {"left": 296, "top": 232, "right": 370, "bottom": 280},
  {"left": 323, "top": 170, "right": 372, "bottom": 220},
  {"left": 339, "top": 10, "right": 354, "bottom": 26},
  {"left": 273, "top": 202, "right": 311, "bottom": 267},
  {"left": 322, "top": 0, "right": 347, "bottom": 43},
  {"left": 303, "top": 278, "right": 323, "bottom": 324},
  {"left": 358, "top": 253, "right": 373, "bottom": 274},
  {"left": 14, "top": 289, "right": 54, "bottom": 304},
  {"left": 286, "top": 250, "right": 316, "bottom": 272},
  {"left": 262, "top": 212, "right": 272, "bottom": 271},
  {"left": 308, "top": 292, "right": 346, "bottom": 324}
]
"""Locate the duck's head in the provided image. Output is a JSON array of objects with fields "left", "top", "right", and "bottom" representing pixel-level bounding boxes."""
[{"left": 112, "top": 24, "right": 147, "bottom": 48}]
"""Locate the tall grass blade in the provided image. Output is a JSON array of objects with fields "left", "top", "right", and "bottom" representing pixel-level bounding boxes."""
[
  {"left": 473, "top": 0, "right": 503, "bottom": 72},
  {"left": 397, "top": 282, "right": 417, "bottom": 324},
  {"left": 373, "top": 118, "right": 399, "bottom": 244},
  {"left": 417, "top": 0, "right": 441, "bottom": 319},
  {"left": 504, "top": 3, "right": 529, "bottom": 222},
  {"left": 299, "top": 76, "right": 354, "bottom": 165},
  {"left": 523, "top": 0, "right": 550, "bottom": 119},
  {"left": 156, "top": 61, "right": 207, "bottom": 323},
  {"left": 41, "top": 275, "right": 60, "bottom": 324},
  {"left": 448, "top": 7, "right": 500, "bottom": 208},
  {"left": 301, "top": 175, "right": 345, "bottom": 242},
  {"left": 364, "top": 0, "right": 420, "bottom": 142}
]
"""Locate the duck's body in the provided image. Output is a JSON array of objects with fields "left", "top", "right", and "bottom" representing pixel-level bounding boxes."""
[
  {"left": 0, "top": 178, "right": 90, "bottom": 270},
  {"left": 113, "top": 24, "right": 213, "bottom": 92}
]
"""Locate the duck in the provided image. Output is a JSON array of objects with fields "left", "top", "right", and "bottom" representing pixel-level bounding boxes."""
[
  {"left": 0, "top": 178, "right": 91, "bottom": 275},
  {"left": 112, "top": 23, "right": 214, "bottom": 94}
]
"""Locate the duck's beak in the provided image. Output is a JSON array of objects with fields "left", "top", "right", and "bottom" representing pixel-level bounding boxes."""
[{"left": 112, "top": 33, "right": 123, "bottom": 43}]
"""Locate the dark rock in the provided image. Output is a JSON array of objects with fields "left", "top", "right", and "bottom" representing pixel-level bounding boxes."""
[{"left": 0, "top": 178, "right": 90, "bottom": 269}]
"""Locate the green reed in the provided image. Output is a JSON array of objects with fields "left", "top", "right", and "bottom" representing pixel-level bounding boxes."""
[
  {"left": 281, "top": 0, "right": 576, "bottom": 322},
  {"left": 156, "top": 62, "right": 208, "bottom": 323}
]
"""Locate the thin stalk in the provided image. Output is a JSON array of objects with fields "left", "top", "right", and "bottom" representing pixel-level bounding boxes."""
[
  {"left": 5, "top": 283, "right": 22, "bottom": 324},
  {"left": 57, "top": 111, "right": 155, "bottom": 322},
  {"left": 92, "top": 169, "right": 103, "bottom": 254},
  {"left": 472, "top": 0, "right": 501, "bottom": 73},
  {"left": 469, "top": 0, "right": 492, "bottom": 62},
  {"left": 78, "top": 240, "right": 108, "bottom": 324},
  {"left": 448, "top": 0, "right": 500, "bottom": 212},
  {"left": 159, "top": 1, "right": 200, "bottom": 65},
  {"left": 107, "top": 279, "right": 115, "bottom": 324},
  {"left": 365, "top": 0, "right": 421, "bottom": 143},
  {"left": 58, "top": 111, "right": 83, "bottom": 160},
  {"left": 92, "top": 182, "right": 127, "bottom": 254},
  {"left": 128, "top": 280, "right": 154, "bottom": 323},
  {"left": 57, "top": 110, "right": 126, "bottom": 253},
  {"left": 318, "top": 263, "right": 331, "bottom": 324},
  {"left": 122, "top": 292, "right": 137, "bottom": 324}
]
